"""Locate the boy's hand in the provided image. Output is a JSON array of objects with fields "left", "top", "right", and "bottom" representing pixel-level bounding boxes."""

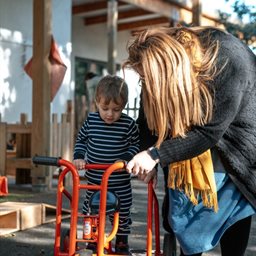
[{"left": 73, "top": 159, "right": 86, "bottom": 170}]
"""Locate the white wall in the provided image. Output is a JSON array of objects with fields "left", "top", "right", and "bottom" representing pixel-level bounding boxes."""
[
  {"left": 0, "top": 0, "right": 72, "bottom": 123},
  {"left": 0, "top": 0, "right": 33, "bottom": 123},
  {"left": 71, "top": 16, "right": 141, "bottom": 110},
  {"left": 51, "top": 0, "right": 72, "bottom": 117},
  {"left": 72, "top": 16, "right": 132, "bottom": 64}
]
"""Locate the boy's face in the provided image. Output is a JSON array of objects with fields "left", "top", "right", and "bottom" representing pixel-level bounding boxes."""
[{"left": 96, "top": 98, "right": 124, "bottom": 124}]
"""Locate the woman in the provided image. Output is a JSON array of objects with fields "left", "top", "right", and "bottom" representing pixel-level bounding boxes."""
[{"left": 123, "top": 26, "right": 256, "bottom": 256}]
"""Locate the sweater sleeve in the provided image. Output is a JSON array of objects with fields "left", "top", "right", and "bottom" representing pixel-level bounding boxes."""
[
  {"left": 158, "top": 31, "right": 255, "bottom": 167},
  {"left": 119, "top": 119, "right": 140, "bottom": 162}
]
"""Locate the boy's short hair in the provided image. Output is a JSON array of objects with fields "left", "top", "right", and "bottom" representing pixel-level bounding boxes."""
[{"left": 95, "top": 75, "right": 128, "bottom": 107}]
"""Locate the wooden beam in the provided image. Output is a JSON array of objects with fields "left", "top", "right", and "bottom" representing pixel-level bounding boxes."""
[
  {"left": 6, "top": 158, "right": 32, "bottom": 170},
  {"left": 73, "top": 1, "right": 108, "bottom": 14},
  {"left": 192, "top": 0, "right": 201, "bottom": 26},
  {"left": 78, "top": 0, "right": 220, "bottom": 30},
  {"left": 121, "top": 0, "right": 220, "bottom": 23},
  {"left": 118, "top": 16, "right": 170, "bottom": 31},
  {"left": 7, "top": 124, "right": 32, "bottom": 134},
  {"left": 121, "top": 0, "right": 182, "bottom": 19},
  {"left": 84, "top": 8, "right": 153, "bottom": 25},
  {"left": 73, "top": 0, "right": 128, "bottom": 15},
  {"left": 0, "top": 122, "right": 6, "bottom": 176}
]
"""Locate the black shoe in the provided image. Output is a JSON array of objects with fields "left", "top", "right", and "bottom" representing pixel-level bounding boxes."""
[
  {"left": 86, "top": 243, "right": 109, "bottom": 254},
  {"left": 115, "top": 242, "right": 130, "bottom": 255}
]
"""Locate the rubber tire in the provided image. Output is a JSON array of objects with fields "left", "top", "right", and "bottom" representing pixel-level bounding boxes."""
[{"left": 163, "top": 232, "right": 177, "bottom": 256}]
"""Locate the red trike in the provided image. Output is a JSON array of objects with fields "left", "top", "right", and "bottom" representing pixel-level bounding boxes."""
[{"left": 32, "top": 156, "right": 163, "bottom": 256}]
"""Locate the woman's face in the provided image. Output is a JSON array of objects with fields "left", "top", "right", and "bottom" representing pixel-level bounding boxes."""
[{"left": 96, "top": 97, "right": 123, "bottom": 124}]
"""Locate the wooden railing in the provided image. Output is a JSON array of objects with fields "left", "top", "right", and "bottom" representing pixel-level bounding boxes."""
[
  {"left": 124, "top": 98, "right": 139, "bottom": 119},
  {"left": 0, "top": 114, "right": 32, "bottom": 180},
  {"left": 0, "top": 100, "right": 74, "bottom": 186}
]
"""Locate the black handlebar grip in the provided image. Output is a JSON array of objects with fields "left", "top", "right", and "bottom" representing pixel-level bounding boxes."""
[{"left": 32, "top": 155, "right": 61, "bottom": 167}]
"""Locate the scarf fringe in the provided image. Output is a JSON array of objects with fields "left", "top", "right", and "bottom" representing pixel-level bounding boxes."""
[{"left": 168, "top": 164, "right": 218, "bottom": 212}]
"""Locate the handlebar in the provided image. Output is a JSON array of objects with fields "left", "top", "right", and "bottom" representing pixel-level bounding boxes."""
[
  {"left": 32, "top": 155, "right": 61, "bottom": 167},
  {"left": 32, "top": 155, "right": 125, "bottom": 170}
]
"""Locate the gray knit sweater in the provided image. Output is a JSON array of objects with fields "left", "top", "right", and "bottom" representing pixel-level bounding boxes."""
[{"left": 155, "top": 29, "right": 256, "bottom": 208}]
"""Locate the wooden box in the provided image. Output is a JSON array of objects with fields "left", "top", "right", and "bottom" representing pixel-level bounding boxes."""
[
  {"left": 0, "top": 202, "right": 42, "bottom": 235},
  {"left": 0, "top": 202, "right": 70, "bottom": 236}
]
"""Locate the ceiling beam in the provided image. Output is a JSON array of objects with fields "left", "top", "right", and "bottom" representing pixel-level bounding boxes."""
[
  {"left": 121, "top": 0, "right": 182, "bottom": 18},
  {"left": 75, "top": 0, "right": 220, "bottom": 31},
  {"left": 84, "top": 8, "right": 154, "bottom": 25},
  {"left": 72, "top": 0, "right": 128, "bottom": 15},
  {"left": 122, "top": 0, "right": 219, "bottom": 23},
  {"left": 118, "top": 16, "right": 170, "bottom": 31}
]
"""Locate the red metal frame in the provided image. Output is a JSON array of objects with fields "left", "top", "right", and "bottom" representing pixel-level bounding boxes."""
[{"left": 53, "top": 159, "right": 161, "bottom": 256}]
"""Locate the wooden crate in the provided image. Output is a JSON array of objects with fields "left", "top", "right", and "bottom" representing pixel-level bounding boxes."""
[
  {"left": 0, "top": 207, "right": 20, "bottom": 235},
  {"left": 0, "top": 202, "right": 70, "bottom": 236},
  {"left": 0, "top": 202, "right": 41, "bottom": 236},
  {"left": 42, "top": 203, "right": 70, "bottom": 224}
]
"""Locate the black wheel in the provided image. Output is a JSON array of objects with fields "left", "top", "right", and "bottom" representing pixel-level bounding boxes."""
[
  {"left": 163, "top": 232, "right": 177, "bottom": 256},
  {"left": 60, "top": 228, "right": 70, "bottom": 252}
]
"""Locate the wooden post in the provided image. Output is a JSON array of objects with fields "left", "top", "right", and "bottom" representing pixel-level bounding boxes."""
[
  {"left": 75, "top": 95, "right": 87, "bottom": 137},
  {"left": 48, "top": 113, "right": 58, "bottom": 189},
  {"left": 61, "top": 113, "right": 72, "bottom": 186},
  {"left": 16, "top": 114, "right": 31, "bottom": 184},
  {"left": 66, "top": 99, "right": 75, "bottom": 157},
  {"left": 192, "top": 0, "right": 201, "bottom": 26},
  {"left": 0, "top": 122, "right": 7, "bottom": 176},
  {"left": 31, "top": 0, "right": 52, "bottom": 191},
  {"left": 107, "top": 0, "right": 118, "bottom": 75}
]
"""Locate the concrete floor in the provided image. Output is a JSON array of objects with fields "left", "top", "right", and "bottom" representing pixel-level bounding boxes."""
[{"left": 0, "top": 170, "right": 255, "bottom": 256}]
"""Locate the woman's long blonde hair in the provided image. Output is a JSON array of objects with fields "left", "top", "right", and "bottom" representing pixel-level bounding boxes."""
[{"left": 122, "top": 26, "right": 220, "bottom": 147}]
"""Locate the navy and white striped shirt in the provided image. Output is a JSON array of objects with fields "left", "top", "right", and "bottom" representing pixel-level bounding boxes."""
[{"left": 74, "top": 112, "right": 140, "bottom": 184}]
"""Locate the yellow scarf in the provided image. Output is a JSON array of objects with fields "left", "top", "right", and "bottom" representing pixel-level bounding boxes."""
[{"left": 168, "top": 149, "right": 218, "bottom": 212}]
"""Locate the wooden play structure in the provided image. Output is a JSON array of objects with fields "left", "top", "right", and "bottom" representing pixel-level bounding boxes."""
[{"left": 0, "top": 100, "right": 74, "bottom": 189}]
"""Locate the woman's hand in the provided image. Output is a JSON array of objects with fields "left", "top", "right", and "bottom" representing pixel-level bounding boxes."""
[
  {"left": 73, "top": 159, "right": 86, "bottom": 170},
  {"left": 137, "top": 168, "right": 158, "bottom": 188},
  {"left": 126, "top": 150, "right": 159, "bottom": 175}
]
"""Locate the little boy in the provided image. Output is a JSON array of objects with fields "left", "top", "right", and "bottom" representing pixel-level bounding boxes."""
[{"left": 73, "top": 75, "right": 140, "bottom": 254}]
